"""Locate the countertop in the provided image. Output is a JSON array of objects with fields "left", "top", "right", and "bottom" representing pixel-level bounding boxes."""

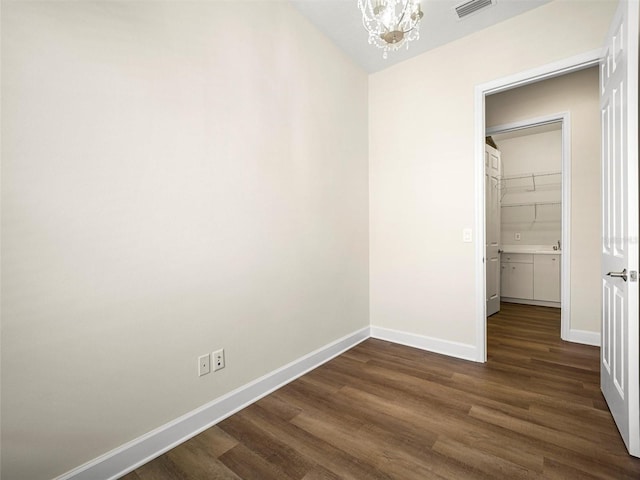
[{"left": 502, "top": 244, "right": 562, "bottom": 255}]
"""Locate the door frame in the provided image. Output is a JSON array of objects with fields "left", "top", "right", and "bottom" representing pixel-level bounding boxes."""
[
  {"left": 485, "top": 113, "right": 571, "bottom": 340},
  {"left": 474, "top": 49, "right": 601, "bottom": 362}
]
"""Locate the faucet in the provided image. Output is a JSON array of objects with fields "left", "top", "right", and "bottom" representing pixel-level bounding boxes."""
[{"left": 555, "top": 240, "right": 561, "bottom": 251}]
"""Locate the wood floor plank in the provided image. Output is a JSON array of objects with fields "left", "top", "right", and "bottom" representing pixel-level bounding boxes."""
[
  {"left": 217, "top": 443, "right": 298, "bottom": 480},
  {"left": 122, "top": 303, "right": 640, "bottom": 479},
  {"left": 231, "top": 402, "right": 392, "bottom": 480},
  {"left": 191, "top": 426, "right": 239, "bottom": 458},
  {"left": 290, "top": 411, "right": 445, "bottom": 480},
  {"left": 300, "top": 465, "right": 343, "bottom": 480},
  {"left": 218, "top": 408, "right": 314, "bottom": 479},
  {"left": 540, "top": 457, "right": 606, "bottom": 480},
  {"left": 431, "top": 437, "right": 538, "bottom": 480}
]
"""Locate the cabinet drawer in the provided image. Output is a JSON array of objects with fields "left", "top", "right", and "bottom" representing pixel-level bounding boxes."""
[
  {"left": 502, "top": 253, "right": 533, "bottom": 263},
  {"left": 534, "top": 254, "right": 560, "bottom": 265}
]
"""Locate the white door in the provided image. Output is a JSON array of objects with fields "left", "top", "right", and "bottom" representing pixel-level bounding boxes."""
[
  {"left": 600, "top": 0, "right": 639, "bottom": 457},
  {"left": 485, "top": 144, "right": 501, "bottom": 316}
]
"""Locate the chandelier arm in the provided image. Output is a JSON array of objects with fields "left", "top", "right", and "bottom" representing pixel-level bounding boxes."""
[
  {"left": 402, "top": 24, "right": 418, "bottom": 34},
  {"left": 397, "top": 1, "right": 410, "bottom": 25}
]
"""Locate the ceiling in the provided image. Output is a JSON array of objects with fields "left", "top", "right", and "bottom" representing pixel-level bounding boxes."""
[{"left": 290, "top": 0, "right": 552, "bottom": 73}]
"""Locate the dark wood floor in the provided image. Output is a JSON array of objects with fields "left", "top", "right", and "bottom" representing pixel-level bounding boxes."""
[{"left": 122, "top": 303, "right": 640, "bottom": 479}]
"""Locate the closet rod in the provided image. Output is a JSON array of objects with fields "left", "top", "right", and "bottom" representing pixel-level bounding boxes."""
[
  {"left": 501, "top": 201, "right": 561, "bottom": 208},
  {"left": 501, "top": 171, "right": 561, "bottom": 181}
]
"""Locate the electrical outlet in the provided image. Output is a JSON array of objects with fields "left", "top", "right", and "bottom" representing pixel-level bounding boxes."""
[
  {"left": 198, "top": 354, "right": 211, "bottom": 377},
  {"left": 515, "top": 232, "right": 521, "bottom": 241},
  {"left": 213, "top": 349, "right": 225, "bottom": 371}
]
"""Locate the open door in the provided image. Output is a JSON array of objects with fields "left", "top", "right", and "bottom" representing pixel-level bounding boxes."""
[
  {"left": 485, "top": 143, "right": 501, "bottom": 317},
  {"left": 600, "top": 0, "right": 639, "bottom": 457}
]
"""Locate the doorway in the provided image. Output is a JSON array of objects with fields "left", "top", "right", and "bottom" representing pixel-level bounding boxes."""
[
  {"left": 473, "top": 51, "right": 601, "bottom": 363},
  {"left": 486, "top": 117, "right": 567, "bottom": 324}
]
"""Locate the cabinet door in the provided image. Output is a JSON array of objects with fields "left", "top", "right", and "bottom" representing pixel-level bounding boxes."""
[
  {"left": 508, "top": 263, "right": 534, "bottom": 299},
  {"left": 500, "top": 262, "right": 533, "bottom": 300},
  {"left": 534, "top": 255, "right": 560, "bottom": 302}
]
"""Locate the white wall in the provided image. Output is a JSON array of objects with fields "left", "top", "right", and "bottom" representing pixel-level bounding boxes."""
[
  {"left": 369, "top": 1, "right": 615, "bottom": 349},
  {"left": 497, "top": 129, "right": 563, "bottom": 245},
  {"left": 0, "top": 2, "right": 369, "bottom": 478},
  {"left": 487, "top": 67, "right": 601, "bottom": 333}
]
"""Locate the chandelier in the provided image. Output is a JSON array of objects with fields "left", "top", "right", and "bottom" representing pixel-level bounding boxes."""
[{"left": 357, "top": 0, "right": 424, "bottom": 59}]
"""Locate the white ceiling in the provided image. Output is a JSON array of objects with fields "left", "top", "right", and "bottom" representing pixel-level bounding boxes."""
[{"left": 290, "top": 0, "right": 552, "bottom": 73}]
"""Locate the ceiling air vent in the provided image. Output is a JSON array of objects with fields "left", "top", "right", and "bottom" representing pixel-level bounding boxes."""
[{"left": 455, "top": 0, "right": 496, "bottom": 19}]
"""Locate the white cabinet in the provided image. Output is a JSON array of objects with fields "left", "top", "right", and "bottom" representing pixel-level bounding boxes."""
[
  {"left": 501, "top": 254, "right": 534, "bottom": 300},
  {"left": 533, "top": 254, "right": 561, "bottom": 302},
  {"left": 501, "top": 252, "right": 561, "bottom": 305}
]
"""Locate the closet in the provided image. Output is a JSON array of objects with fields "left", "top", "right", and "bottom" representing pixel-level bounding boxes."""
[{"left": 492, "top": 124, "right": 562, "bottom": 308}]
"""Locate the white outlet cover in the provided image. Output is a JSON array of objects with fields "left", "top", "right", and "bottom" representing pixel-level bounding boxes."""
[
  {"left": 515, "top": 232, "right": 521, "bottom": 241},
  {"left": 463, "top": 228, "right": 472, "bottom": 243},
  {"left": 213, "top": 349, "right": 225, "bottom": 372}
]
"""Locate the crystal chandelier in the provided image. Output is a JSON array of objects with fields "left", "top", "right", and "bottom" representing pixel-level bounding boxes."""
[{"left": 357, "top": 0, "right": 424, "bottom": 59}]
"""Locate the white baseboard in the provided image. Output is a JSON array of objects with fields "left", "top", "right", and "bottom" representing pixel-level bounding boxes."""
[
  {"left": 501, "top": 298, "right": 561, "bottom": 308},
  {"left": 370, "top": 325, "right": 478, "bottom": 362},
  {"left": 566, "top": 328, "right": 601, "bottom": 347},
  {"left": 56, "top": 326, "right": 370, "bottom": 480}
]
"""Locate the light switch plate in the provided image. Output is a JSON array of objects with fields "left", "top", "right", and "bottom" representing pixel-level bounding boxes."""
[
  {"left": 198, "top": 354, "right": 211, "bottom": 377},
  {"left": 463, "top": 228, "right": 472, "bottom": 243}
]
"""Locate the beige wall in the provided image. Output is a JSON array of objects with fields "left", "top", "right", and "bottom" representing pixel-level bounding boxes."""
[
  {"left": 369, "top": 1, "right": 615, "bottom": 346},
  {"left": 1, "top": 2, "right": 369, "bottom": 478},
  {"left": 487, "top": 67, "right": 601, "bottom": 333}
]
